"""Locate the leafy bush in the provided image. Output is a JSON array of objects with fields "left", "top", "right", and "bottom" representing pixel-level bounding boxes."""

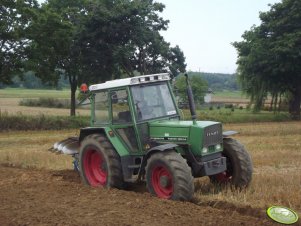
[
  {"left": 181, "top": 108, "right": 291, "bottom": 123},
  {"left": 19, "top": 98, "right": 71, "bottom": 109},
  {"left": 0, "top": 111, "right": 89, "bottom": 131},
  {"left": 225, "top": 104, "right": 234, "bottom": 109}
]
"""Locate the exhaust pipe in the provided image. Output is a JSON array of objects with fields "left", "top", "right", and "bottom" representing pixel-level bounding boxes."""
[{"left": 185, "top": 73, "right": 197, "bottom": 124}]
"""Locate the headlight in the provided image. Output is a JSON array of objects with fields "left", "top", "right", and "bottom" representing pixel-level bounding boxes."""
[
  {"left": 202, "top": 147, "right": 208, "bottom": 154},
  {"left": 215, "top": 144, "right": 222, "bottom": 151}
]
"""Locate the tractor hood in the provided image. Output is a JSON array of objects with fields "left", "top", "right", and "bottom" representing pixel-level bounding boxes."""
[
  {"left": 149, "top": 120, "right": 223, "bottom": 154},
  {"left": 149, "top": 120, "right": 220, "bottom": 129}
]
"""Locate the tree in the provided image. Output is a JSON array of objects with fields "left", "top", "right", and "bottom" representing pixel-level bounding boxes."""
[
  {"left": 168, "top": 45, "right": 187, "bottom": 77},
  {"left": 174, "top": 75, "right": 208, "bottom": 105},
  {"left": 188, "top": 72, "right": 239, "bottom": 91},
  {"left": 28, "top": 0, "right": 88, "bottom": 116},
  {"left": 233, "top": 0, "right": 301, "bottom": 119},
  {"left": 80, "top": 0, "right": 185, "bottom": 78},
  {"left": 28, "top": 0, "right": 186, "bottom": 116},
  {"left": 123, "top": 1, "right": 186, "bottom": 77},
  {"left": 118, "top": 0, "right": 170, "bottom": 76},
  {"left": 0, "top": 0, "right": 38, "bottom": 84}
]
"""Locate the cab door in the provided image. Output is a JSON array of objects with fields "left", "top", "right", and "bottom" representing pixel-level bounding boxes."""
[{"left": 109, "top": 89, "right": 140, "bottom": 153}]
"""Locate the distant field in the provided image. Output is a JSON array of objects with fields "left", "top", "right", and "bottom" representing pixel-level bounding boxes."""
[
  {"left": 213, "top": 91, "right": 250, "bottom": 104},
  {"left": 1, "top": 88, "right": 246, "bottom": 100},
  {"left": 0, "top": 98, "right": 90, "bottom": 116},
  {"left": 0, "top": 88, "right": 90, "bottom": 116},
  {"left": 0, "top": 88, "right": 290, "bottom": 123},
  {"left": 214, "top": 90, "right": 245, "bottom": 99},
  {"left": 182, "top": 108, "right": 290, "bottom": 123},
  {"left": 0, "top": 88, "right": 70, "bottom": 98}
]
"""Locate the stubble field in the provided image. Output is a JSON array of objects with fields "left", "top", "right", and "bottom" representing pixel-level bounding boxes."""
[{"left": 0, "top": 121, "right": 300, "bottom": 225}]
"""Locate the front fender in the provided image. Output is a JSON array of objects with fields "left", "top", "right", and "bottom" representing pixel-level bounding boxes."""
[
  {"left": 223, "top": 130, "right": 238, "bottom": 137},
  {"left": 138, "top": 143, "right": 178, "bottom": 180}
]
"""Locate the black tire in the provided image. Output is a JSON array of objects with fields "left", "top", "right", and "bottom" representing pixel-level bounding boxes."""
[
  {"left": 79, "top": 134, "right": 124, "bottom": 189},
  {"left": 210, "top": 138, "right": 253, "bottom": 188},
  {"left": 146, "top": 151, "right": 194, "bottom": 201}
]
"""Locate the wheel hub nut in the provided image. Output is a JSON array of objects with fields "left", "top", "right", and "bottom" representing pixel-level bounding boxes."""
[
  {"left": 159, "top": 176, "right": 169, "bottom": 188},
  {"left": 100, "top": 163, "right": 107, "bottom": 171}
]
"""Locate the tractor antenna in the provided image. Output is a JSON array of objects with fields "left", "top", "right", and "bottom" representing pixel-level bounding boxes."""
[{"left": 185, "top": 73, "right": 197, "bottom": 124}]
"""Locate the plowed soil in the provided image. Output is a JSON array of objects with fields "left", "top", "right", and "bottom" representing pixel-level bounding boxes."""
[{"left": 0, "top": 166, "right": 280, "bottom": 226}]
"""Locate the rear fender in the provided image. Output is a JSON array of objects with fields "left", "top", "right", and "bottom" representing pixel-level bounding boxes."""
[
  {"left": 79, "top": 127, "right": 106, "bottom": 142},
  {"left": 80, "top": 127, "right": 130, "bottom": 157}
]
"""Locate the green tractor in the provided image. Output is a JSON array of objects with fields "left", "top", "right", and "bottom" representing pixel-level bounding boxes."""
[{"left": 52, "top": 73, "right": 253, "bottom": 201}]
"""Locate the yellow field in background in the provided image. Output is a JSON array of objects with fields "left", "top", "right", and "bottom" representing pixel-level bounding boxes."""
[{"left": 0, "top": 98, "right": 90, "bottom": 116}]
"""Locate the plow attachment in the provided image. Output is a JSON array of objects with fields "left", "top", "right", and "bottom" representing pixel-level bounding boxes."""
[
  {"left": 50, "top": 137, "right": 80, "bottom": 171},
  {"left": 50, "top": 137, "right": 79, "bottom": 155}
]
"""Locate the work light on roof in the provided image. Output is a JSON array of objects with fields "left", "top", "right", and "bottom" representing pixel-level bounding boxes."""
[
  {"left": 130, "top": 74, "right": 170, "bottom": 85},
  {"left": 130, "top": 78, "right": 139, "bottom": 85}
]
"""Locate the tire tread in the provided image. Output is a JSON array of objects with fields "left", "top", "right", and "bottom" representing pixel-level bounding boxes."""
[
  {"left": 79, "top": 134, "right": 124, "bottom": 189},
  {"left": 146, "top": 151, "right": 194, "bottom": 201}
]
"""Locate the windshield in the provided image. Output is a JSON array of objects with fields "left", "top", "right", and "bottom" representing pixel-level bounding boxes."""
[{"left": 131, "top": 82, "right": 177, "bottom": 121}]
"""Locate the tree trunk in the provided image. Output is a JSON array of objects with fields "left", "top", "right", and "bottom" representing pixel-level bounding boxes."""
[
  {"left": 70, "top": 82, "right": 77, "bottom": 116},
  {"left": 138, "top": 47, "right": 143, "bottom": 75},
  {"left": 289, "top": 86, "right": 301, "bottom": 120},
  {"left": 270, "top": 92, "right": 275, "bottom": 111},
  {"left": 278, "top": 94, "right": 282, "bottom": 112},
  {"left": 68, "top": 74, "right": 78, "bottom": 117},
  {"left": 273, "top": 94, "right": 278, "bottom": 114}
]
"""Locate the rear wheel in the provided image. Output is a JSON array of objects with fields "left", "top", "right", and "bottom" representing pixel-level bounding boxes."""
[
  {"left": 146, "top": 151, "right": 194, "bottom": 201},
  {"left": 210, "top": 138, "right": 253, "bottom": 188},
  {"left": 79, "top": 134, "right": 123, "bottom": 188}
]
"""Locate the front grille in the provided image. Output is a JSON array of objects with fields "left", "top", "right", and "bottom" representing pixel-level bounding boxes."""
[{"left": 203, "top": 124, "right": 223, "bottom": 147}]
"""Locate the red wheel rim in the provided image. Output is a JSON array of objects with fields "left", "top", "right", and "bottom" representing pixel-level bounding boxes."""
[
  {"left": 83, "top": 148, "right": 107, "bottom": 186},
  {"left": 151, "top": 165, "right": 173, "bottom": 199}
]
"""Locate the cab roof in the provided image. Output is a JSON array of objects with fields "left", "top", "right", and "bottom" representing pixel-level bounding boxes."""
[{"left": 89, "top": 73, "right": 170, "bottom": 91}]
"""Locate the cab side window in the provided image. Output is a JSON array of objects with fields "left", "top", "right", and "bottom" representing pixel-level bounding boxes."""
[
  {"left": 94, "top": 91, "right": 109, "bottom": 123},
  {"left": 111, "top": 89, "right": 132, "bottom": 124}
]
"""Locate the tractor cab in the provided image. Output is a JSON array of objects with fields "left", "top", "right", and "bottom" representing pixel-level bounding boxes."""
[
  {"left": 89, "top": 73, "right": 178, "bottom": 121},
  {"left": 85, "top": 73, "right": 180, "bottom": 153}
]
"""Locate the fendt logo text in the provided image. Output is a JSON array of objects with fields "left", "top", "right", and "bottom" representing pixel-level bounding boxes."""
[{"left": 206, "top": 131, "right": 219, "bottom": 137}]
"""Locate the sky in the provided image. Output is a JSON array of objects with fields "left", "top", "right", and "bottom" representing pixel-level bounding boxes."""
[
  {"left": 37, "top": 0, "right": 281, "bottom": 74},
  {"left": 158, "top": 0, "right": 281, "bottom": 74}
]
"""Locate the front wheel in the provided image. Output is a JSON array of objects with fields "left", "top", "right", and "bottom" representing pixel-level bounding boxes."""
[
  {"left": 79, "top": 134, "right": 124, "bottom": 188},
  {"left": 210, "top": 138, "right": 253, "bottom": 188},
  {"left": 146, "top": 151, "right": 194, "bottom": 201}
]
